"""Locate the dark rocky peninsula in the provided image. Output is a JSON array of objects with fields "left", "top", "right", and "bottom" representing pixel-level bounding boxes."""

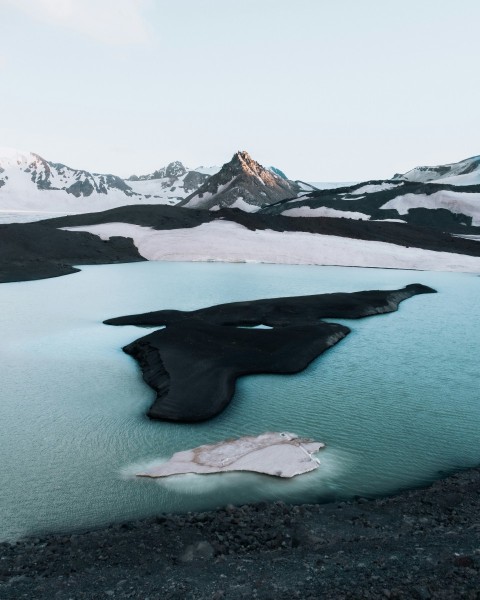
[
  {"left": 0, "top": 222, "right": 144, "bottom": 283},
  {"left": 105, "top": 284, "right": 435, "bottom": 422}
]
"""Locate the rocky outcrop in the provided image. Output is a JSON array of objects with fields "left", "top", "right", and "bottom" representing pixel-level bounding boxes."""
[
  {"left": 105, "top": 285, "right": 435, "bottom": 422},
  {"left": 122, "top": 319, "right": 348, "bottom": 422},
  {"left": 0, "top": 222, "right": 145, "bottom": 283},
  {"left": 180, "top": 151, "right": 300, "bottom": 211}
]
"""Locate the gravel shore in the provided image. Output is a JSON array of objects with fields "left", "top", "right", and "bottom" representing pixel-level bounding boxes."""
[{"left": 1, "top": 467, "right": 479, "bottom": 599}]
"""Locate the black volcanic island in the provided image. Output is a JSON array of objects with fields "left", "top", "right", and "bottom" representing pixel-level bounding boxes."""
[{"left": 105, "top": 284, "right": 436, "bottom": 422}]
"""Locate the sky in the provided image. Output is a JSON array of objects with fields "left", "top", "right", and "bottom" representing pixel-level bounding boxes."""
[{"left": 1, "top": 0, "right": 480, "bottom": 181}]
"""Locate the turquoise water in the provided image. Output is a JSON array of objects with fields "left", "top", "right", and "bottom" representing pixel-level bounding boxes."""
[{"left": 0, "top": 262, "right": 479, "bottom": 541}]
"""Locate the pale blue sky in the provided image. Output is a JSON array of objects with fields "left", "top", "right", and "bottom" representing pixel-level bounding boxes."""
[{"left": 1, "top": 0, "right": 479, "bottom": 180}]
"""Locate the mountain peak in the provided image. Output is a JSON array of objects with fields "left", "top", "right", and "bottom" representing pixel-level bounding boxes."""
[
  {"left": 0, "top": 147, "right": 45, "bottom": 168},
  {"left": 179, "top": 151, "right": 300, "bottom": 211},
  {"left": 232, "top": 149, "right": 253, "bottom": 164},
  {"left": 230, "top": 150, "right": 264, "bottom": 174}
]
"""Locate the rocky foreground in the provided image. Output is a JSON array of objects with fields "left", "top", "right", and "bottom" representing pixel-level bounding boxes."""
[{"left": 1, "top": 467, "right": 479, "bottom": 599}]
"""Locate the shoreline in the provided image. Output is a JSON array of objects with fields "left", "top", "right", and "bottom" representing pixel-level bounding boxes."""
[
  {"left": 1, "top": 206, "right": 480, "bottom": 283},
  {"left": 1, "top": 209, "right": 478, "bottom": 597},
  {"left": 2, "top": 465, "right": 479, "bottom": 599}
]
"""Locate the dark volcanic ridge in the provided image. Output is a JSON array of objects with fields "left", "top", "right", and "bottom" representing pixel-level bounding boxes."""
[{"left": 105, "top": 284, "right": 436, "bottom": 423}]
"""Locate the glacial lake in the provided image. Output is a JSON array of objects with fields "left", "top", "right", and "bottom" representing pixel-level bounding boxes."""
[{"left": 1, "top": 262, "right": 479, "bottom": 541}]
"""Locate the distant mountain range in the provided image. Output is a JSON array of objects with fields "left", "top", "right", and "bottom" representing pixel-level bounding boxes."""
[
  {"left": 0, "top": 148, "right": 218, "bottom": 213},
  {"left": 0, "top": 148, "right": 299, "bottom": 214},
  {"left": 2, "top": 149, "right": 480, "bottom": 284},
  {"left": 262, "top": 155, "right": 480, "bottom": 233},
  {"left": 1, "top": 147, "right": 480, "bottom": 234}
]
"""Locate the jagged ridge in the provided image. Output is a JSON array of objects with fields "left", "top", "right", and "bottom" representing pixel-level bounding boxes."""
[{"left": 179, "top": 151, "right": 300, "bottom": 211}]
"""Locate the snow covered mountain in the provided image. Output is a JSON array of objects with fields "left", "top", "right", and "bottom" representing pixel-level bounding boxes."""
[
  {"left": 126, "top": 161, "right": 211, "bottom": 203},
  {"left": 393, "top": 155, "right": 480, "bottom": 186},
  {"left": 0, "top": 148, "right": 210, "bottom": 216},
  {"left": 2, "top": 147, "right": 480, "bottom": 234},
  {"left": 179, "top": 151, "right": 301, "bottom": 211}
]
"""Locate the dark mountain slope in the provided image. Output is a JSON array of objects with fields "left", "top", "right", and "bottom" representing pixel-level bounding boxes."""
[{"left": 179, "top": 151, "right": 300, "bottom": 211}]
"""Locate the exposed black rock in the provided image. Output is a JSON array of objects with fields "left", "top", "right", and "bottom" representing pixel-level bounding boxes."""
[
  {"left": 125, "top": 319, "right": 348, "bottom": 422},
  {"left": 106, "top": 285, "right": 436, "bottom": 422},
  {"left": 182, "top": 169, "right": 210, "bottom": 193},
  {"left": 65, "top": 178, "right": 95, "bottom": 197},
  {"left": 179, "top": 151, "right": 300, "bottom": 211},
  {"left": 0, "top": 223, "right": 145, "bottom": 284},
  {"left": 106, "top": 284, "right": 435, "bottom": 328}
]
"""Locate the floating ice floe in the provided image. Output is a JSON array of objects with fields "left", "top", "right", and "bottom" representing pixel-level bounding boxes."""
[{"left": 137, "top": 432, "right": 325, "bottom": 479}]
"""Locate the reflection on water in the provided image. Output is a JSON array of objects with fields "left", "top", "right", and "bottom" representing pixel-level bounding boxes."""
[{"left": 0, "top": 262, "right": 479, "bottom": 541}]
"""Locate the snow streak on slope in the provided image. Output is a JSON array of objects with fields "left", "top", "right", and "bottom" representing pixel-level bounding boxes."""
[
  {"left": 282, "top": 207, "right": 370, "bottom": 220},
  {"left": 193, "top": 165, "right": 221, "bottom": 176},
  {"left": 395, "top": 155, "right": 480, "bottom": 185},
  {"left": 350, "top": 182, "right": 401, "bottom": 195},
  {"left": 62, "top": 221, "right": 480, "bottom": 273},
  {"left": 381, "top": 191, "right": 480, "bottom": 225}
]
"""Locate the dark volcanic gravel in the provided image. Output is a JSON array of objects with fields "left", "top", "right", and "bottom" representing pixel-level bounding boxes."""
[{"left": 2, "top": 467, "right": 479, "bottom": 599}]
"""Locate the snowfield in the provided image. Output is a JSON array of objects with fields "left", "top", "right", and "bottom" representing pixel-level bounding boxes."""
[
  {"left": 350, "top": 182, "right": 402, "bottom": 195},
  {"left": 0, "top": 176, "right": 152, "bottom": 215},
  {"left": 398, "top": 155, "right": 480, "bottom": 185},
  {"left": 381, "top": 191, "right": 480, "bottom": 225},
  {"left": 282, "top": 206, "right": 370, "bottom": 220},
  {"left": 62, "top": 221, "right": 480, "bottom": 273}
]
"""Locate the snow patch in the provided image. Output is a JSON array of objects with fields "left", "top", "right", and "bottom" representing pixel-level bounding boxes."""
[
  {"left": 431, "top": 172, "right": 480, "bottom": 186},
  {"left": 351, "top": 182, "right": 401, "bottom": 195},
  {"left": 194, "top": 165, "right": 221, "bottom": 176},
  {"left": 229, "top": 197, "right": 260, "bottom": 212},
  {"left": 282, "top": 206, "right": 370, "bottom": 220},
  {"left": 62, "top": 221, "right": 480, "bottom": 273},
  {"left": 381, "top": 191, "right": 480, "bottom": 225}
]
